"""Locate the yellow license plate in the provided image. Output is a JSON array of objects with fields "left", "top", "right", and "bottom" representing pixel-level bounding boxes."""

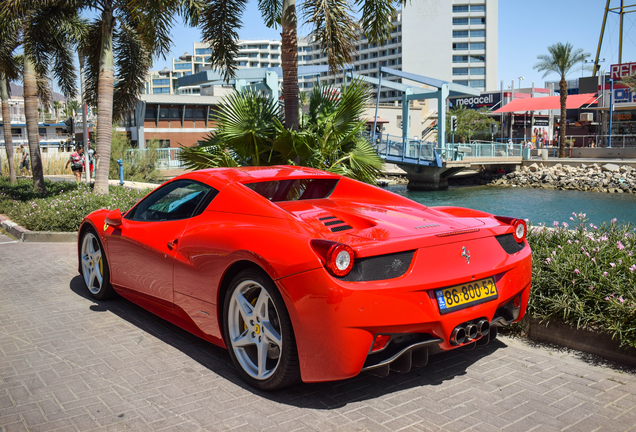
[{"left": 435, "top": 277, "right": 498, "bottom": 314}]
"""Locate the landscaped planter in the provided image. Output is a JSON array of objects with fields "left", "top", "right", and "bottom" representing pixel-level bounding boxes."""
[{"left": 523, "top": 316, "right": 636, "bottom": 368}]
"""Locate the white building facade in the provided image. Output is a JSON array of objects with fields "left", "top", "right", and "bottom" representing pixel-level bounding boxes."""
[{"left": 144, "top": 1, "right": 498, "bottom": 101}]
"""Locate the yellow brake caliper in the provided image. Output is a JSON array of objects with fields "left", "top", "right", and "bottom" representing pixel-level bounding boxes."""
[{"left": 243, "top": 297, "right": 258, "bottom": 332}]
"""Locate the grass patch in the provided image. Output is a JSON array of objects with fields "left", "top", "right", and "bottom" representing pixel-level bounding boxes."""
[{"left": 0, "top": 178, "right": 151, "bottom": 232}]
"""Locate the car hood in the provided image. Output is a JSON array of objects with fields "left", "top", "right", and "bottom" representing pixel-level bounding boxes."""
[{"left": 276, "top": 199, "right": 485, "bottom": 243}]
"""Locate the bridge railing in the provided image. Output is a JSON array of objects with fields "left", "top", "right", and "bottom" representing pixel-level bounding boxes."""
[
  {"left": 372, "top": 133, "right": 437, "bottom": 162},
  {"left": 447, "top": 141, "right": 522, "bottom": 159}
]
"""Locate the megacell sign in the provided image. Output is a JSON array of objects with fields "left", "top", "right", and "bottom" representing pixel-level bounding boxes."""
[
  {"left": 610, "top": 62, "right": 636, "bottom": 80},
  {"left": 449, "top": 93, "right": 501, "bottom": 109}
]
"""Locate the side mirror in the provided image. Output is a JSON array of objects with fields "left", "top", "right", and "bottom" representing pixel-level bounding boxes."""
[{"left": 104, "top": 209, "right": 123, "bottom": 228}]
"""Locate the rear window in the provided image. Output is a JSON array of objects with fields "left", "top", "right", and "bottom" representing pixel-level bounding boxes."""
[{"left": 244, "top": 178, "right": 338, "bottom": 202}]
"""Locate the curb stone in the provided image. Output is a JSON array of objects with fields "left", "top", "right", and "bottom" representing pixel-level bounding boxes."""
[
  {"left": 524, "top": 316, "right": 636, "bottom": 368},
  {"left": 0, "top": 214, "right": 77, "bottom": 243}
]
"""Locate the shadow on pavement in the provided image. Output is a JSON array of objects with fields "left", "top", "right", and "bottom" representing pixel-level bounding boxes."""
[{"left": 69, "top": 275, "right": 508, "bottom": 408}]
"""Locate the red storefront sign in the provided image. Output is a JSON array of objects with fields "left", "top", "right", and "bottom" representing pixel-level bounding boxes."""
[{"left": 610, "top": 62, "right": 636, "bottom": 80}]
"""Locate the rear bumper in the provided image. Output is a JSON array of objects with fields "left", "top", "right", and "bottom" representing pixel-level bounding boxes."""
[{"left": 277, "top": 242, "right": 532, "bottom": 383}]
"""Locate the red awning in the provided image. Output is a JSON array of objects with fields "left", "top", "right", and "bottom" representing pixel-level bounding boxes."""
[{"left": 493, "top": 93, "right": 597, "bottom": 113}]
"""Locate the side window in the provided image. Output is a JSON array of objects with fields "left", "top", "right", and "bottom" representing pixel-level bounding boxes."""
[{"left": 126, "top": 180, "right": 216, "bottom": 222}]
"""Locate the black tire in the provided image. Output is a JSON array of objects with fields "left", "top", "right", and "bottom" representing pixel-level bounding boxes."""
[
  {"left": 79, "top": 227, "right": 116, "bottom": 300},
  {"left": 223, "top": 268, "right": 300, "bottom": 390}
]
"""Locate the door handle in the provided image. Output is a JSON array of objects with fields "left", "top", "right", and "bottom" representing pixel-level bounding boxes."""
[{"left": 167, "top": 238, "right": 179, "bottom": 250}]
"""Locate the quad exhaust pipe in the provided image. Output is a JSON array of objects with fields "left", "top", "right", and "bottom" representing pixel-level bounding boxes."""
[{"left": 450, "top": 319, "right": 491, "bottom": 345}]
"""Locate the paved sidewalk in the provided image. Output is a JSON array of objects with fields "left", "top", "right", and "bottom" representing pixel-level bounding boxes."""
[{"left": 1, "top": 242, "right": 635, "bottom": 432}]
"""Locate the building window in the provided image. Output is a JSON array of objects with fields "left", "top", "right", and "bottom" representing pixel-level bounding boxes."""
[
  {"left": 170, "top": 108, "right": 181, "bottom": 119},
  {"left": 145, "top": 107, "right": 156, "bottom": 118},
  {"left": 470, "top": 43, "right": 486, "bottom": 50},
  {"left": 159, "top": 108, "right": 170, "bottom": 118},
  {"left": 195, "top": 48, "right": 212, "bottom": 55},
  {"left": 453, "top": 55, "right": 468, "bottom": 63},
  {"left": 271, "top": 54, "right": 279, "bottom": 59},
  {"left": 471, "top": 5, "right": 486, "bottom": 12},
  {"left": 152, "top": 79, "right": 169, "bottom": 86},
  {"left": 453, "top": 43, "right": 468, "bottom": 50},
  {"left": 453, "top": 68, "right": 468, "bottom": 76},
  {"left": 453, "top": 80, "right": 468, "bottom": 85},
  {"left": 471, "top": 30, "right": 486, "bottom": 37},
  {"left": 470, "top": 67, "right": 485, "bottom": 75},
  {"left": 261, "top": 44, "right": 269, "bottom": 49},
  {"left": 470, "top": 17, "right": 486, "bottom": 25},
  {"left": 453, "top": 18, "right": 468, "bottom": 25},
  {"left": 470, "top": 55, "right": 485, "bottom": 62},
  {"left": 147, "top": 139, "right": 170, "bottom": 148},
  {"left": 453, "top": 30, "right": 468, "bottom": 38},
  {"left": 174, "top": 62, "right": 191, "bottom": 70},
  {"left": 152, "top": 87, "right": 170, "bottom": 94},
  {"left": 452, "top": 5, "right": 469, "bottom": 12},
  {"left": 470, "top": 80, "right": 485, "bottom": 88}
]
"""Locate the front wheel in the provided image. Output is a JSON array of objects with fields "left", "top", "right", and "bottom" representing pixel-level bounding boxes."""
[
  {"left": 223, "top": 269, "right": 300, "bottom": 390},
  {"left": 80, "top": 227, "right": 115, "bottom": 300}
]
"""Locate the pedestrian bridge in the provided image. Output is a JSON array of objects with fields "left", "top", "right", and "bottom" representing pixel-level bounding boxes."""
[{"left": 373, "top": 134, "right": 523, "bottom": 190}]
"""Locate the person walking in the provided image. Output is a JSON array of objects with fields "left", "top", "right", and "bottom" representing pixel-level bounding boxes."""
[
  {"left": 65, "top": 145, "right": 84, "bottom": 182},
  {"left": 19, "top": 144, "right": 30, "bottom": 176}
]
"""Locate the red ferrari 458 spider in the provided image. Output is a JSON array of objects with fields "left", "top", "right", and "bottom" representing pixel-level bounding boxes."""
[{"left": 78, "top": 166, "right": 532, "bottom": 390}]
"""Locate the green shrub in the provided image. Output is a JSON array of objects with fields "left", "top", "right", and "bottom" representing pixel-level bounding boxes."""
[
  {"left": 527, "top": 213, "right": 636, "bottom": 348},
  {"left": 0, "top": 178, "right": 150, "bottom": 232},
  {"left": 109, "top": 129, "right": 161, "bottom": 183}
]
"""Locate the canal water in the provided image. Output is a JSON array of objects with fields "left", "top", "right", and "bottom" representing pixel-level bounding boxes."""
[{"left": 386, "top": 185, "right": 636, "bottom": 227}]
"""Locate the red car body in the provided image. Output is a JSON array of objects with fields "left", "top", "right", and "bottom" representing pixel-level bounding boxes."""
[{"left": 78, "top": 166, "right": 532, "bottom": 387}]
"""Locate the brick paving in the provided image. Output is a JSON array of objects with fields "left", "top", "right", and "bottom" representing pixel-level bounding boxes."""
[{"left": 1, "top": 242, "right": 635, "bottom": 432}]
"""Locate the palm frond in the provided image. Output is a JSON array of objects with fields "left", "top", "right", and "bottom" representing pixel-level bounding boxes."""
[
  {"left": 81, "top": 20, "right": 103, "bottom": 108},
  {"left": 356, "top": 0, "right": 400, "bottom": 44},
  {"left": 197, "top": 0, "right": 248, "bottom": 81},
  {"left": 179, "top": 138, "right": 242, "bottom": 170},
  {"left": 534, "top": 42, "right": 590, "bottom": 79},
  {"left": 258, "top": 0, "right": 281, "bottom": 28},
  {"left": 113, "top": 21, "right": 152, "bottom": 121},
  {"left": 303, "top": 0, "right": 358, "bottom": 72},
  {"left": 125, "top": 0, "right": 181, "bottom": 59}
]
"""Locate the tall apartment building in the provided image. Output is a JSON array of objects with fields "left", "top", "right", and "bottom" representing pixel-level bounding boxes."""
[{"left": 144, "top": 1, "right": 497, "bottom": 101}]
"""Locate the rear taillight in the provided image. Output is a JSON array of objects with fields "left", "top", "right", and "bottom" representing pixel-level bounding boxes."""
[
  {"left": 310, "top": 240, "right": 355, "bottom": 277},
  {"left": 495, "top": 216, "right": 527, "bottom": 243},
  {"left": 512, "top": 219, "right": 527, "bottom": 243}
]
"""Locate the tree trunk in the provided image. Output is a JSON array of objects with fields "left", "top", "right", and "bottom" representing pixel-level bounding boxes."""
[
  {"left": 281, "top": 0, "right": 299, "bottom": 130},
  {"left": 23, "top": 56, "right": 46, "bottom": 193},
  {"left": 559, "top": 77, "right": 568, "bottom": 158},
  {"left": 94, "top": 7, "right": 115, "bottom": 195},
  {"left": 79, "top": 51, "right": 89, "bottom": 184},
  {"left": 0, "top": 74, "right": 17, "bottom": 183}
]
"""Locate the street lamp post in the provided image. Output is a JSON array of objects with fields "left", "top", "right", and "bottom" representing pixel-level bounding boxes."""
[{"left": 518, "top": 76, "right": 525, "bottom": 90}]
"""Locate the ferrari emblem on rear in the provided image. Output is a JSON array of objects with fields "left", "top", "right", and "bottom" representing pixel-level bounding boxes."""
[
  {"left": 461, "top": 246, "right": 471, "bottom": 264},
  {"left": 103, "top": 223, "right": 108, "bottom": 232}
]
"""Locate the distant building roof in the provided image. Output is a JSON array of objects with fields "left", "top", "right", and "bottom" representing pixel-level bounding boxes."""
[{"left": 139, "top": 94, "right": 224, "bottom": 105}]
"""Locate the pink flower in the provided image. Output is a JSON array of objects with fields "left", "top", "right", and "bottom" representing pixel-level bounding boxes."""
[
  {"left": 553, "top": 221, "right": 559, "bottom": 227},
  {"left": 617, "top": 241, "right": 625, "bottom": 250},
  {"left": 581, "top": 247, "right": 585, "bottom": 251},
  {"left": 545, "top": 258, "right": 552, "bottom": 264},
  {"left": 603, "top": 272, "right": 608, "bottom": 276},
  {"left": 585, "top": 252, "right": 590, "bottom": 257},
  {"left": 574, "top": 269, "right": 580, "bottom": 274},
  {"left": 570, "top": 217, "right": 574, "bottom": 221},
  {"left": 610, "top": 263, "right": 616, "bottom": 268},
  {"left": 611, "top": 218, "right": 617, "bottom": 223},
  {"left": 600, "top": 235, "right": 608, "bottom": 241},
  {"left": 630, "top": 265, "right": 636, "bottom": 273},
  {"left": 572, "top": 280, "right": 576, "bottom": 285},
  {"left": 552, "top": 251, "right": 556, "bottom": 256},
  {"left": 563, "top": 222, "right": 569, "bottom": 228},
  {"left": 567, "top": 240, "right": 572, "bottom": 244},
  {"left": 619, "top": 297, "right": 625, "bottom": 304},
  {"left": 605, "top": 297, "right": 610, "bottom": 300},
  {"left": 589, "top": 286, "right": 594, "bottom": 291},
  {"left": 558, "top": 245, "right": 562, "bottom": 249},
  {"left": 575, "top": 240, "right": 580, "bottom": 244}
]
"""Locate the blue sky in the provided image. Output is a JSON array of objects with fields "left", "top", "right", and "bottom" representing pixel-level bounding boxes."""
[{"left": 152, "top": 0, "right": 636, "bottom": 90}]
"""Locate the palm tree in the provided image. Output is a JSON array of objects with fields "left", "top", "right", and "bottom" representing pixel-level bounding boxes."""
[
  {"left": 0, "top": 18, "right": 21, "bottom": 183},
  {"left": 0, "top": 0, "right": 81, "bottom": 193},
  {"left": 66, "top": 99, "right": 80, "bottom": 116},
  {"left": 180, "top": 79, "right": 383, "bottom": 183},
  {"left": 53, "top": 100, "right": 61, "bottom": 121},
  {"left": 534, "top": 42, "right": 589, "bottom": 158},
  {"left": 78, "top": 0, "right": 181, "bottom": 194},
  {"left": 189, "top": 0, "right": 399, "bottom": 130}
]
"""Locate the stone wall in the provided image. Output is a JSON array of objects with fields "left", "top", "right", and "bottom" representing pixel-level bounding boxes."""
[{"left": 490, "top": 163, "right": 636, "bottom": 193}]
